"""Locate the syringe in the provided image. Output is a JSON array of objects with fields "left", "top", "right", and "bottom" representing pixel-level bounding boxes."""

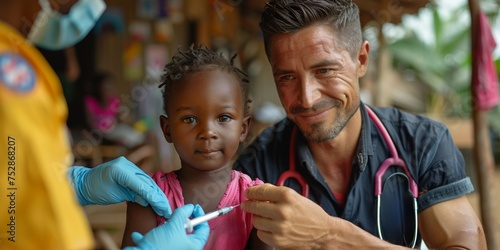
[{"left": 184, "top": 204, "right": 240, "bottom": 232}]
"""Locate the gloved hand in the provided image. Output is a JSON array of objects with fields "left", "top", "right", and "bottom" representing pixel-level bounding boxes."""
[
  {"left": 123, "top": 204, "right": 209, "bottom": 250},
  {"left": 68, "top": 156, "right": 172, "bottom": 217}
]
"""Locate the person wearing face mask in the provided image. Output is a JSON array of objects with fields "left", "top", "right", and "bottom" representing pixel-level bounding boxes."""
[{"left": 0, "top": 0, "right": 207, "bottom": 249}]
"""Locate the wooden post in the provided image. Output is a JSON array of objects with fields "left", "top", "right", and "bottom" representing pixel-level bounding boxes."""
[{"left": 468, "top": 0, "right": 497, "bottom": 248}]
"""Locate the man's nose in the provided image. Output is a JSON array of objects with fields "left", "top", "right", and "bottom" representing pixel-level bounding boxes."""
[{"left": 299, "top": 76, "right": 321, "bottom": 108}]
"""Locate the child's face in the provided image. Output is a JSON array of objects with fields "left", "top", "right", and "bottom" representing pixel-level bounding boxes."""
[{"left": 160, "top": 69, "right": 250, "bottom": 171}]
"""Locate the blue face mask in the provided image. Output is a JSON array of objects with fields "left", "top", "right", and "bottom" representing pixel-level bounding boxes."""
[{"left": 28, "top": 0, "right": 106, "bottom": 50}]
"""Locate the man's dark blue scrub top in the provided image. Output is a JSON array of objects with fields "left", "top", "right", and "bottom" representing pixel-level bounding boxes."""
[{"left": 234, "top": 102, "right": 474, "bottom": 247}]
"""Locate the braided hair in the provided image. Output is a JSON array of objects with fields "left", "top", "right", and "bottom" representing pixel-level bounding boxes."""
[{"left": 159, "top": 44, "right": 251, "bottom": 116}]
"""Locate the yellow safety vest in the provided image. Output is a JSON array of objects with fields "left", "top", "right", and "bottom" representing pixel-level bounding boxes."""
[{"left": 0, "top": 21, "right": 93, "bottom": 250}]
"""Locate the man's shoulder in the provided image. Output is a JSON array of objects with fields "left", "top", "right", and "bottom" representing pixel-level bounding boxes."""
[
  {"left": 366, "top": 107, "right": 449, "bottom": 147},
  {"left": 370, "top": 106, "right": 447, "bottom": 130}
]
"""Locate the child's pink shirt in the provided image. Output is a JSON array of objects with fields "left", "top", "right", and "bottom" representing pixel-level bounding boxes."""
[{"left": 151, "top": 170, "right": 263, "bottom": 250}]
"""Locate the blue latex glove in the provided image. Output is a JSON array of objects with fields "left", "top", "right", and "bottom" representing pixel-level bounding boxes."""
[
  {"left": 123, "top": 204, "right": 209, "bottom": 250},
  {"left": 68, "top": 156, "right": 172, "bottom": 217}
]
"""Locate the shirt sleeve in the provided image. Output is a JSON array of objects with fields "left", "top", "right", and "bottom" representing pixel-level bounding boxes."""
[{"left": 416, "top": 127, "right": 474, "bottom": 212}]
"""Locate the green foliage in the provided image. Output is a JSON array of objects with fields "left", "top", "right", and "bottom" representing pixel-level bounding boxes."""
[{"left": 385, "top": 0, "right": 500, "bottom": 133}]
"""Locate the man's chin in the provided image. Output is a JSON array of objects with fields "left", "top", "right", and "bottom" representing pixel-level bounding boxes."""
[
  {"left": 300, "top": 125, "right": 334, "bottom": 143},
  {"left": 305, "top": 133, "right": 334, "bottom": 143}
]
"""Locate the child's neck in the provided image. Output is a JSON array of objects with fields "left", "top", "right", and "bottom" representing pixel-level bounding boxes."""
[{"left": 176, "top": 166, "right": 232, "bottom": 212}]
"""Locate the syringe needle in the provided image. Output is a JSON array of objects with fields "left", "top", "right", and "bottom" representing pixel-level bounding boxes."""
[{"left": 184, "top": 204, "right": 240, "bottom": 232}]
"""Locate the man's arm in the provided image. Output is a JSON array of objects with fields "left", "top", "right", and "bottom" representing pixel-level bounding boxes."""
[
  {"left": 419, "top": 196, "right": 486, "bottom": 249},
  {"left": 242, "top": 184, "right": 486, "bottom": 249},
  {"left": 241, "top": 184, "right": 407, "bottom": 249}
]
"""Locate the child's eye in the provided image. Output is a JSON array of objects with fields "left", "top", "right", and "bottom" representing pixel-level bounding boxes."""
[
  {"left": 218, "top": 115, "right": 232, "bottom": 123},
  {"left": 182, "top": 117, "right": 196, "bottom": 124}
]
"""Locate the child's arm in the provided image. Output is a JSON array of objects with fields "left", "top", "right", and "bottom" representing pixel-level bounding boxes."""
[
  {"left": 121, "top": 202, "right": 158, "bottom": 247},
  {"left": 245, "top": 228, "right": 273, "bottom": 250}
]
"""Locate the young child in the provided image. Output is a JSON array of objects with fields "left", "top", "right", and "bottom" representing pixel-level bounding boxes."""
[{"left": 121, "top": 45, "right": 268, "bottom": 249}]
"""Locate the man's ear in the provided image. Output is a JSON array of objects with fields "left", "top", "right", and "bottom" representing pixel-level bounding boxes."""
[
  {"left": 357, "top": 41, "right": 370, "bottom": 78},
  {"left": 159, "top": 115, "right": 173, "bottom": 143},
  {"left": 239, "top": 116, "right": 251, "bottom": 143}
]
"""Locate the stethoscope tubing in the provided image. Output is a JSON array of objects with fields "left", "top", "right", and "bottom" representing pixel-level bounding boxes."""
[
  {"left": 276, "top": 126, "right": 309, "bottom": 196},
  {"left": 376, "top": 172, "right": 418, "bottom": 248},
  {"left": 366, "top": 106, "right": 418, "bottom": 198},
  {"left": 366, "top": 106, "right": 418, "bottom": 248}
]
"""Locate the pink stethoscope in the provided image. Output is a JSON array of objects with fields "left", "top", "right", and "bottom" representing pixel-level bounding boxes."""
[{"left": 276, "top": 106, "right": 418, "bottom": 248}]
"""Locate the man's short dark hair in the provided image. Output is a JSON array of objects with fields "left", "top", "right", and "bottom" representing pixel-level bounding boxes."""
[{"left": 260, "top": 0, "right": 362, "bottom": 59}]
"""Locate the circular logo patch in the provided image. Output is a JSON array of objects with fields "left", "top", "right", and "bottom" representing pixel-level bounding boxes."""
[{"left": 0, "top": 53, "right": 36, "bottom": 93}]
